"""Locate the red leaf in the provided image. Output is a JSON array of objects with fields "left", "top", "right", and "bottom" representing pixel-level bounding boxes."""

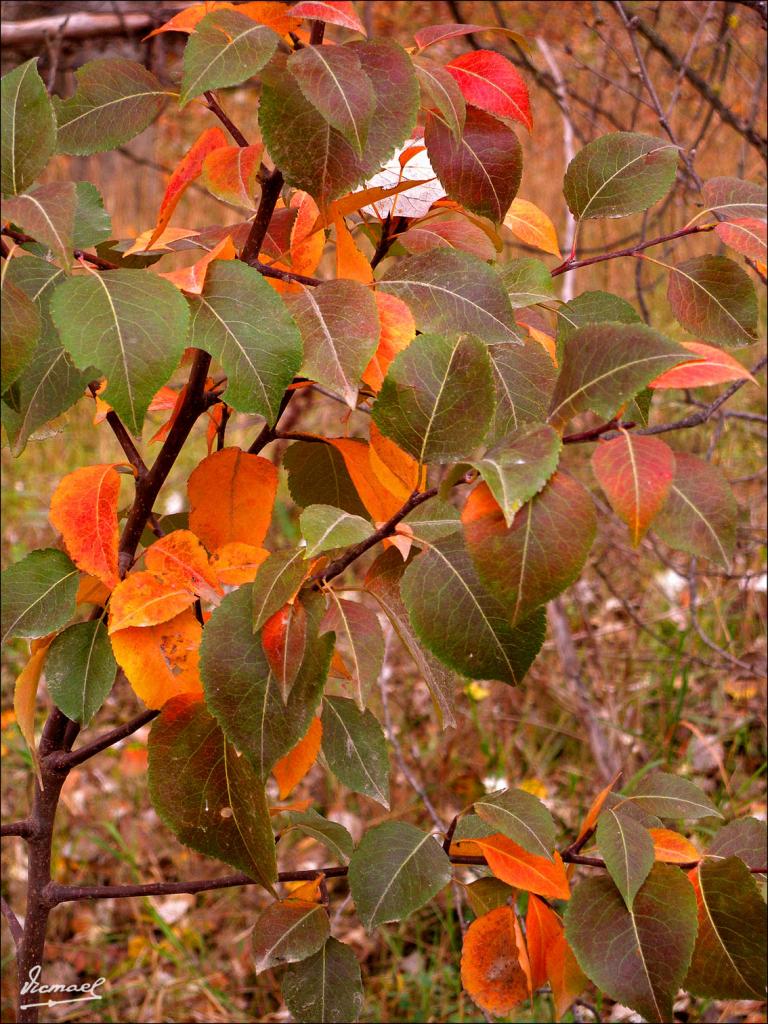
[
  {"left": 286, "top": 1, "right": 366, "bottom": 34},
  {"left": 262, "top": 599, "right": 308, "bottom": 699},
  {"left": 591, "top": 432, "right": 676, "bottom": 546},
  {"left": 445, "top": 51, "right": 532, "bottom": 132},
  {"left": 202, "top": 144, "right": 263, "bottom": 210},
  {"left": 649, "top": 341, "right": 758, "bottom": 389},
  {"left": 475, "top": 835, "right": 571, "bottom": 900},
  {"left": 414, "top": 22, "right": 530, "bottom": 53},
  {"left": 49, "top": 464, "right": 121, "bottom": 589},
  {"left": 526, "top": 895, "right": 562, "bottom": 989},
  {"left": 146, "top": 127, "right": 228, "bottom": 250},
  {"left": 714, "top": 217, "right": 767, "bottom": 260}
]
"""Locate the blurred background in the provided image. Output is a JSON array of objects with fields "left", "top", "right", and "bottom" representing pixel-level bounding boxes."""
[{"left": 1, "top": 2, "right": 766, "bottom": 1021}]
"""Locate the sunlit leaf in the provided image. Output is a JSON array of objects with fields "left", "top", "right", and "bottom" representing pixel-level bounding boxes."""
[
  {"left": 49, "top": 464, "right": 121, "bottom": 589},
  {"left": 474, "top": 835, "right": 570, "bottom": 899},
  {"left": 202, "top": 144, "right": 263, "bottom": 209},
  {"left": 110, "top": 608, "right": 203, "bottom": 709},
  {"left": 188, "top": 447, "right": 278, "bottom": 552},
  {"left": 503, "top": 198, "right": 561, "bottom": 257},
  {"left": 1, "top": 58, "right": 56, "bottom": 195},
  {"left": 108, "top": 571, "right": 196, "bottom": 633},
  {"left": 445, "top": 51, "right": 531, "bottom": 131},
  {"left": 649, "top": 341, "right": 758, "bottom": 389},
  {"left": 649, "top": 828, "right": 700, "bottom": 864},
  {"left": 461, "top": 906, "right": 529, "bottom": 1017}
]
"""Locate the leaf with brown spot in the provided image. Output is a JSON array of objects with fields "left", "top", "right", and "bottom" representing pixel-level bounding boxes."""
[
  {"left": 108, "top": 572, "right": 196, "bottom": 633},
  {"left": 110, "top": 608, "right": 203, "bottom": 709},
  {"left": 461, "top": 906, "right": 529, "bottom": 1017}
]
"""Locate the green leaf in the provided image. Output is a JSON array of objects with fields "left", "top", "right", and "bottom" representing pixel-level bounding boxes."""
[
  {"left": 453, "top": 813, "right": 496, "bottom": 841},
  {"left": 287, "top": 280, "right": 379, "bottom": 409},
  {"left": 708, "top": 817, "right": 767, "bottom": 869},
  {"left": 474, "top": 787, "right": 557, "bottom": 860},
  {"left": 44, "top": 619, "right": 117, "bottom": 726},
  {"left": 1, "top": 548, "right": 79, "bottom": 645},
  {"left": 469, "top": 422, "right": 561, "bottom": 527},
  {"left": 148, "top": 694, "right": 277, "bottom": 890},
  {"left": 372, "top": 332, "right": 494, "bottom": 464},
  {"left": 563, "top": 132, "right": 678, "bottom": 220},
  {"left": 2, "top": 183, "right": 76, "bottom": 271},
  {"left": 686, "top": 857, "right": 767, "bottom": 998},
  {"left": 321, "top": 696, "right": 390, "bottom": 808},
  {"left": 499, "top": 258, "right": 556, "bottom": 308},
  {"left": 1, "top": 256, "right": 90, "bottom": 456},
  {"left": 414, "top": 56, "right": 465, "bottom": 141},
  {"left": 485, "top": 340, "right": 556, "bottom": 446},
  {"left": 1, "top": 277, "right": 40, "bottom": 392},
  {"left": 595, "top": 808, "right": 654, "bottom": 909},
  {"left": 51, "top": 269, "right": 190, "bottom": 434},
  {"left": 1, "top": 59, "right": 56, "bottom": 196},
  {"left": 188, "top": 261, "right": 302, "bottom": 422},
  {"left": 72, "top": 182, "right": 112, "bottom": 249},
  {"left": 260, "top": 41, "right": 418, "bottom": 208},
  {"left": 321, "top": 595, "right": 384, "bottom": 710},
  {"left": 282, "top": 938, "right": 364, "bottom": 1024},
  {"left": 465, "top": 877, "right": 515, "bottom": 915},
  {"left": 666, "top": 255, "right": 757, "bottom": 347},
  {"left": 252, "top": 899, "right": 330, "bottom": 974},
  {"left": 200, "top": 586, "right": 332, "bottom": 779},
  {"left": 627, "top": 770, "right": 722, "bottom": 819},
  {"left": 424, "top": 106, "right": 523, "bottom": 222},
  {"left": 464, "top": 472, "right": 596, "bottom": 625},
  {"left": 652, "top": 452, "right": 736, "bottom": 569},
  {"left": 603, "top": 792, "right": 662, "bottom": 830},
  {"left": 283, "top": 809, "right": 355, "bottom": 864},
  {"left": 365, "top": 547, "right": 458, "bottom": 729},
  {"left": 556, "top": 289, "right": 640, "bottom": 363},
  {"left": 401, "top": 496, "right": 462, "bottom": 542},
  {"left": 284, "top": 440, "right": 369, "bottom": 519},
  {"left": 701, "top": 176, "right": 767, "bottom": 221},
  {"left": 547, "top": 323, "right": 694, "bottom": 430},
  {"left": 180, "top": 9, "right": 279, "bottom": 108},
  {"left": 348, "top": 821, "right": 451, "bottom": 929},
  {"left": 400, "top": 531, "right": 546, "bottom": 684},
  {"left": 565, "top": 863, "right": 697, "bottom": 1023},
  {"left": 300, "top": 505, "right": 373, "bottom": 557},
  {"left": 252, "top": 548, "right": 308, "bottom": 632},
  {"left": 287, "top": 44, "right": 376, "bottom": 156},
  {"left": 380, "top": 249, "right": 523, "bottom": 344},
  {"left": 54, "top": 58, "right": 169, "bottom": 155}
]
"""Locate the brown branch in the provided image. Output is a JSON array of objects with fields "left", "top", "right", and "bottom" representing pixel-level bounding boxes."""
[
  {"left": 203, "top": 91, "right": 250, "bottom": 148},
  {"left": 250, "top": 258, "right": 321, "bottom": 287},
  {"left": 87, "top": 384, "right": 148, "bottom": 478},
  {"left": 563, "top": 419, "right": 635, "bottom": 445},
  {"left": 46, "top": 710, "right": 159, "bottom": 774},
  {"left": 1, "top": 897, "right": 23, "bottom": 947},
  {"left": 550, "top": 223, "right": 715, "bottom": 277},
  {"left": 1, "top": 820, "right": 33, "bottom": 839},
  {"left": 314, "top": 488, "right": 439, "bottom": 587},
  {"left": 1, "top": 227, "right": 118, "bottom": 271}
]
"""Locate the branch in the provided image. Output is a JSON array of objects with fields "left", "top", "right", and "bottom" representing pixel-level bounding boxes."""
[
  {"left": 250, "top": 258, "right": 321, "bottom": 287},
  {"left": 550, "top": 223, "right": 715, "bottom": 277},
  {"left": 203, "top": 91, "right": 250, "bottom": 148},
  {"left": 1, "top": 896, "right": 23, "bottom": 947},
  {"left": 46, "top": 709, "right": 159, "bottom": 774},
  {"left": 563, "top": 418, "right": 635, "bottom": 445},
  {"left": 314, "top": 488, "right": 439, "bottom": 587},
  {"left": 1, "top": 227, "right": 118, "bottom": 271},
  {"left": 87, "top": 384, "right": 148, "bottom": 478},
  {"left": 1, "top": 820, "right": 33, "bottom": 839}
]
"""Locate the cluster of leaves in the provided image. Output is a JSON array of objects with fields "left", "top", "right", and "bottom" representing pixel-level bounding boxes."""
[{"left": 1, "top": 2, "right": 765, "bottom": 1021}]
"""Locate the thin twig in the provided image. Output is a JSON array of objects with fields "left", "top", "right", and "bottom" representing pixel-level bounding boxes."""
[{"left": 1, "top": 897, "right": 23, "bottom": 947}]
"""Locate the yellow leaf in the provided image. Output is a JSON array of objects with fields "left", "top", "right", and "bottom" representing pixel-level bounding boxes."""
[
  {"left": 285, "top": 876, "right": 324, "bottom": 902},
  {"left": 123, "top": 227, "right": 199, "bottom": 256},
  {"left": 14, "top": 634, "right": 55, "bottom": 769},
  {"left": 504, "top": 198, "right": 561, "bottom": 258}
]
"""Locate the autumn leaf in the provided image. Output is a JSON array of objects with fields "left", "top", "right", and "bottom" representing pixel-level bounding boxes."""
[
  {"left": 262, "top": 599, "right": 308, "bottom": 700},
  {"left": 14, "top": 634, "right": 55, "bottom": 769},
  {"left": 76, "top": 575, "right": 112, "bottom": 607},
  {"left": 504, "top": 198, "right": 561, "bottom": 257},
  {"left": 362, "top": 292, "right": 416, "bottom": 392},
  {"left": 108, "top": 572, "right": 196, "bottom": 633},
  {"left": 287, "top": 1, "right": 366, "bottom": 35},
  {"left": 158, "top": 234, "right": 236, "bottom": 294},
  {"left": 49, "top": 464, "right": 122, "bottom": 589},
  {"left": 461, "top": 906, "right": 529, "bottom": 1016},
  {"left": 144, "top": 530, "right": 222, "bottom": 604},
  {"left": 475, "top": 835, "right": 571, "bottom": 899},
  {"left": 369, "top": 423, "right": 426, "bottom": 501},
  {"left": 326, "top": 437, "right": 405, "bottom": 523},
  {"left": 272, "top": 716, "right": 323, "bottom": 799},
  {"left": 210, "top": 542, "right": 270, "bottom": 585},
  {"left": 188, "top": 448, "right": 278, "bottom": 551},
  {"left": 146, "top": 127, "right": 228, "bottom": 250},
  {"left": 444, "top": 51, "right": 532, "bottom": 132},
  {"left": 649, "top": 828, "right": 700, "bottom": 864},
  {"left": 575, "top": 772, "right": 621, "bottom": 844},
  {"left": 649, "top": 341, "right": 758, "bottom": 389},
  {"left": 333, "top": 210, "right": 373, "bottom": 284},
  {"left": 202, "top": 145, "right": 263, "bottom": 210},
  {"left": 110, "top": 608, "right": 203, "bottom": 708},
  {"left": 526, "top": 894, "right": 562, "bottom": 989}
]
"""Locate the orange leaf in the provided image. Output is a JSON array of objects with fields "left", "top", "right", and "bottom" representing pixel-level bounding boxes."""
[
  {"left": 516, "top": 312, "right": 558, "bottom": 366},
  {"left": 108, "top": 572, "right": 196, "bottom": 633},
  {"left": 123, "top": 227, "right": 200, "bottom": 256},
  {"left": 474, "top": 835, "right": 571, "bottom": 900},
  {"left": 319, "top": 179, "right": 434, "bottom": 227},
  {"left": 369, "top": 422, "right": 425, "bottom": 500},
  {"left": 149, "top": 385, "right": 188, "bottom": 444},
  {"left": 525, "top": 894, "right": 562, "bottom": 989},
  {"left": 460, "top": 906, "right": 529, "bottom": 1017},
  {"left": 504, "top": 198, "right": 561, "bottom": 258},
  {"left": 649, "top": 828, "right": 701, "bottom": 864},
  {"left": 272, "top": 717, "right": 323, "bottom": 799},
  {"left": 262, "top": 599, "right": 308, "bottom": 697},
  {"left": 146, "top": 127, "right": 228, "bottom": 250},
  {"left": 188, "top": 447, "right": 278, "bottom": 551},
  {"left": 576, "top": 771, "right": 621, "bottom": 844},
  {"left": 450, "top": 838, "right": 485, "bottom": 858},
  {"left": 333, "top": 210, "right": 373, "bottom": 284},
  {"left": 14, "top": 634, "right": 55, "bottom": 768},
  {"left": 146, "top": 2, "right": 233, "bottom": 37},
  {"left": 285, "top": 876, "right": 324, "bottom": 902},
  {"left": 649, "top": 340, "right": 758, "bottom": 389},
  {"left": 148, "top": 385, "right": 181, "bottom": 412},
  {"left": 268, "top": 798, "right": 313, "bottom": 816},
  {"left": 158, "top": 234, "right": 236, "bottom": 294},
  {"left": 329, "top": 648, "right": 352, "bottom": 680},
  {"left": 290, "top": 191, "right": 324, "bottom": 276},
  {"left": 546, "top": 932, "right": 588, "bottom": 1020},
  {"left": 237, "top": 1, "right": 304, "bottom": 35},
  {"left": 202, "top": 144, "right": 263, "bottom": 209},
  {"left": 513, "top": 913, "right": 533, "bottom": 1002},
  {"left": 362, "top": 292, "right": 416, "bottom": 391},
  {"left": 326, "top": 437, "right": 403, "bottom": 523},
  {"left": 110, "top": 608, "right": 203, "bottom": 709},
  {"left": 144, "top": 530, "right": 223, "bottom": 603},
  {"left": 76, "top": 575, "right": 112, "bottom": 607},
  {"left": 210, "top": 542, "right": 270, "bottom": 585},
  {"left": 49, "top": 464, "right": 121, "bottom": 589}
]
